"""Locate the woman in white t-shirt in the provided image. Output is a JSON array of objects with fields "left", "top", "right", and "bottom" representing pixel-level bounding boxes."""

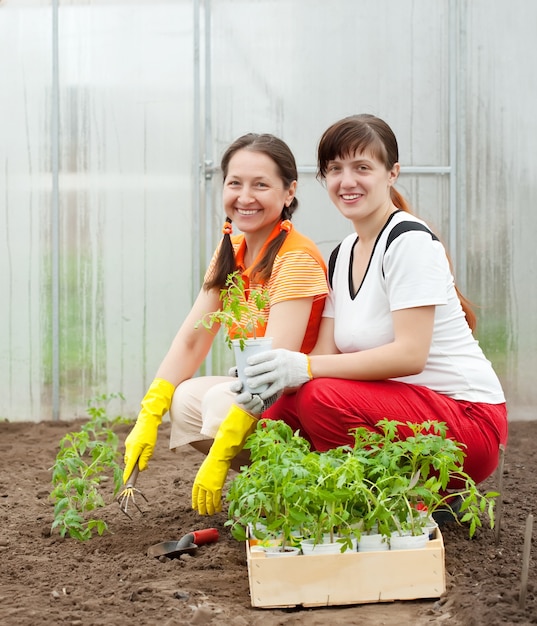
[{"left": 238, "top": 114, "right": 507, "bottom": 489}]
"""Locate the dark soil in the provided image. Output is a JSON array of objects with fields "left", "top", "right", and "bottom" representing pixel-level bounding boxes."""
[{"left": 0, "top": 418, "right": 535, "bottom": 625}]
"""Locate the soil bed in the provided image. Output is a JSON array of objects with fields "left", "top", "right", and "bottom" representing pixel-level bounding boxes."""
[{"left": 0, "top": 418, "right": 535, "bottom": 625}]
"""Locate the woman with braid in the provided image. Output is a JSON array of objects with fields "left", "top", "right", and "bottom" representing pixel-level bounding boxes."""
[{"left": 122, "top": 133, "right": 328, "bottom": 514}]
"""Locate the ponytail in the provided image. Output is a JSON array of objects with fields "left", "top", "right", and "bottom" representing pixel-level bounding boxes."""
[
  {"left": 203, "top": 220, "right": 237, "bottom": 291},
  {"left": 454, "top": 284, "right": 477, "bottom": 332},
  {"left": 390, "top": 187, "right": 412, "bottom": 213},
  {"left": 390, "top": 188, "right": 476, "bottom": 331},
  {"left": 250, "top": 208, "right": 294, "bottom": 282}
]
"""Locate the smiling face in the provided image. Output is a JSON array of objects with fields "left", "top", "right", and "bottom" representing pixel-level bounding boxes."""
[
  {"left": 222, "top": 149, "right": 296, "bottom": 235},
  {"left": 324, "top": 150, "right": 399, "bottom": 226},
  {"left": 317, "top": 115, "right": 402, "bottom": 233}
]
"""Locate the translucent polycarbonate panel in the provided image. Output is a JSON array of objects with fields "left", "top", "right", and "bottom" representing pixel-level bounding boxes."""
[
  {"left": 1, "top": 4, "right": 53, "bottom": 421},
  {"left": 1, "top": 1, "right": 195, "bottom": 420},
  {"left": 210, "top": 0, "right": 450, "bottom": 167},
  {"left": 55, "top": 2, "right": 196, "bottom": 420},
  {"left": 461, "top": 1, "right": 537, "bottom": 419}
]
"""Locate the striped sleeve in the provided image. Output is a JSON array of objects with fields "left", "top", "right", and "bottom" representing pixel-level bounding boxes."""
[{"left": 265, "top": 250, "right": 328, "bottom": 306}]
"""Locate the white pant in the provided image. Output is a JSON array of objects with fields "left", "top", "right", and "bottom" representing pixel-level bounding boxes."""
[{"left": 168, "top": 376, "right": 236, "bottom": 450}]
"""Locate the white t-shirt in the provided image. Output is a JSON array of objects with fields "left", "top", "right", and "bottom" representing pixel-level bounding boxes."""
[{"left": 323, "top": 211, "right": 505, "bottom": 403}]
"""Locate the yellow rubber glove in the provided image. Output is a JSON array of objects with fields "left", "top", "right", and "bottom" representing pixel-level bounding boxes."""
[
  {"left": 123, "top": 378, "right": 175, "bottom": 483},
  {"left": 192, "top": 405, "right": 257, "bottom": 515}
]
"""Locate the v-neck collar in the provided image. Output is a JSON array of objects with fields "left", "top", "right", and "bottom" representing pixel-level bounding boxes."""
[{"left": 348, "top": 210, "right": 400, "bottom": 299}]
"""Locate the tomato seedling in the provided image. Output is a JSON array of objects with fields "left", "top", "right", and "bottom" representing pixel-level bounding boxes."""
[{"left": 49, "top": 392, "right": 130, "bottom": 541}]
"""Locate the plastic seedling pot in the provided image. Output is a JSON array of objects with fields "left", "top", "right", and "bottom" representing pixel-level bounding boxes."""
[
  {"left": 357, "top": 532, "right": 389, "bottom": 552},
  {"left": 389, "top": 531, "right": 429, "bottom": 551},
  {"left": 232, "top": 337, "right": 272, "bottom": 395}
]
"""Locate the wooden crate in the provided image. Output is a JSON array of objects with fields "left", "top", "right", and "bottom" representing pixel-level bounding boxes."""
[{"left": 246, "top": 530, "right": 446, "bottom": 608}]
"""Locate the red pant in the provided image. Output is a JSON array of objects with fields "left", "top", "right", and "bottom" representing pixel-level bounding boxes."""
[{"left": 263, "top": 378, "right": 508, "bottom": 485}]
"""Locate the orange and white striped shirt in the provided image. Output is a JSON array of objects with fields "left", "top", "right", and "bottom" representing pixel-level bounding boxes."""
[{"left": 205, "top": 221, "right": 328, "bottom": 353}]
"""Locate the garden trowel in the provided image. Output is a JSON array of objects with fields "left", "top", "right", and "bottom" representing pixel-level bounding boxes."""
[{"left": 147, "top": 528, "right": 219, "bottom": 559}]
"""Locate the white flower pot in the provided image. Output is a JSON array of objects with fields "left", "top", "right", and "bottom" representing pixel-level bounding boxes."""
[
  {"left": 251, "top": 545, "right": 301, "bottom": 558},
  {"left": 357, "top": 532, "right": 389, "bottom": 552},
  {"left": 232, "top": 337, "right": 273, "bottom": 394},
  {"left": 301, "top": 536, "right": 357, "bottom": 555},
  {"left": 389, "top": 531, "right": 429, "bottom": 551}
]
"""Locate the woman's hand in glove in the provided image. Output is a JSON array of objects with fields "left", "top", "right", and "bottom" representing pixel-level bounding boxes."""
[
  {"left": 229, "top": 379, "right": 265, "bottom": 414},
  {"left": 192, "top": 405, "right": 257, "bottom": 515},
  {"left": 243, "top": 349, "right": 312, "bottom": 399},
  {"left": 123, "top": 378, "right": 175, "bottom": 483},
  {"left": 229, "top": 379, "right": 281, "bottom": 414}
]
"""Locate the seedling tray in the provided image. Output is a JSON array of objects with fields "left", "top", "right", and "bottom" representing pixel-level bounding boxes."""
[{"left": 246, "top": 529, "right": 446, "bottom": 608}]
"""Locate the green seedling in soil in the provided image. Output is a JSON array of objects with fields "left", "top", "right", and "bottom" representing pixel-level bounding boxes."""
[{"left": 49, "top": 392, "right": 131, "bottom": 541}]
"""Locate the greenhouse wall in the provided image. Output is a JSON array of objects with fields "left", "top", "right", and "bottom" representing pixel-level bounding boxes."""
[{"left": 1, "top": 0, "right": 535, "bottom": 421}]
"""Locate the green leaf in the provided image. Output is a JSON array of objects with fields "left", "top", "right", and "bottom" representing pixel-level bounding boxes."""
[
  {"left": 53, "top": 497, "right": 70, "bottom": 516},
  {"left": 87, "top": 519, "right": 109, "bottom": 537},
  {"left": 51, "top": 464, "right": 68, "bottom": 483}
]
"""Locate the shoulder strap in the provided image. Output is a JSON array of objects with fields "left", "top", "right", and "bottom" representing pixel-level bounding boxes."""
[
  {"left": 328, "top": 243, "right": 342, "bottom": 289},
  {"left": 328, "top": 222, "right": 439, "bottom": 286},
  {"left": 382, "top": 221, "right": 439, "bottom": 278},
  {"left": 385, "top": 221, "right": 438, "bottom": 252}
]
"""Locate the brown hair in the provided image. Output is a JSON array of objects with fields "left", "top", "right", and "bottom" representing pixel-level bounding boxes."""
[
  {"left": 317, "top": 114, "right": 476, "bottom": 331},
  {"left": 204, "top": 133, "right": 298, "bottom": 291}
]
